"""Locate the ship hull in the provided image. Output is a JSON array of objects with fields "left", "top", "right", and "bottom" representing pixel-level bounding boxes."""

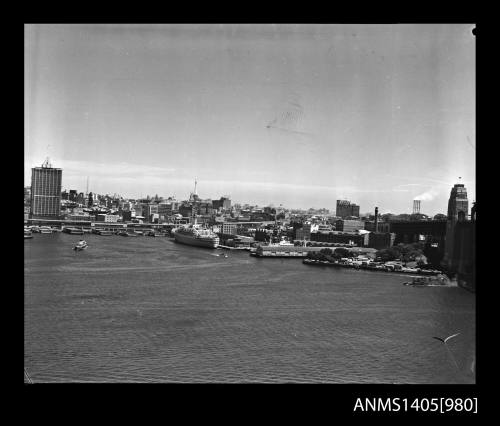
[{"left": 174, "top": 232, "right": 219, "bottom": 248}]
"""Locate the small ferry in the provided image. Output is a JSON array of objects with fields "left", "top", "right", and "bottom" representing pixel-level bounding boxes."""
[
  {"left": 73, "top": 240, "right": 88, "bottom": 251},
  {"left": 39, "top": 226, "right": 54, "bottom": 234},
  {"left": 118, "top": 231, "right": 139, "bottom": 237},
  {"left": 95, "top": 229, "right": 114, "bottom": 236},
  {"left": 63, "top": 227, "right": 85, "bottom": 235},
  {"left": 24, "top": 228, "right": 33, "bottom": 239}
]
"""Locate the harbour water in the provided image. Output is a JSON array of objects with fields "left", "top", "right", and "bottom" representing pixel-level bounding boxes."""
[{"left": 24, "top": 233, "right": 475, "bottom": 383}]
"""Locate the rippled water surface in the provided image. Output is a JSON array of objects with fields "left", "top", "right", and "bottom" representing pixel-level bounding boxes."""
[{"left": 24, "top": 233, "right": 475, "bottom": 383}]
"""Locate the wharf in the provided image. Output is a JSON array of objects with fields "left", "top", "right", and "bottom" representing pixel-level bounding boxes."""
[
  {"left": 217, "top": 245, "right": 251, "bottom": 250},
  {"left": 303, "top": 258, "right": 441, "bottom": 275}
]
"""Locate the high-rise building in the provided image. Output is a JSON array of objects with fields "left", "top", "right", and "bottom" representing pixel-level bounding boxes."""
[
  {"left": 212, "top": 196, "right": 231, "bottom": 211},
  {"left": 30, "top": 159, "right": 62, "bottom": 218},
  {"left": 69, "top": 189, "right": 78, "bottom": 202},
  {"left": 413, "top": 200, "right": 421, "bottom": 214},
  {"left": 336, "top": 200, "right": 360, "bottom": 218}
]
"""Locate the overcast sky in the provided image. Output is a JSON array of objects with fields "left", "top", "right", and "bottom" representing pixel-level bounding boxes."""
[{"left": 25, "top": 24, "right": 475, "bottom": 215}]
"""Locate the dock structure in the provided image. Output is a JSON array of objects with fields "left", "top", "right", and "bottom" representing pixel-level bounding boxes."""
[{"left": 253, "top": 245, "right": 330, "bottom": 258}]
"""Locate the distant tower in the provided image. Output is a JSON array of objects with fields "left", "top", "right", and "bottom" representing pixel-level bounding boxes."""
[
  {"left": 374, "top": 207, "right": 379, "bottom": 233},
  {"left": 413, "top": 199, "right": 421, "bottom": 215},
  {"left": 189, "top": 178, "right": 200, "bottom": 202},
  {"left": 443, "top": 179, "right": 469, "bottom": 269}
]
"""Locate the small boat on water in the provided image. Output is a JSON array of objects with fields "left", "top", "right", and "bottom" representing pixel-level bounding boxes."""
[
  {"left": 24, "top": 228, "right": 33, "bottom": 239},
  {"left": 73, "top": 240, "right": 88, "bottom": 251},
  {"left": 39, "top": 226, "right": 54, "bottom": 234},
  {"left": 146, "top": 230, "right": 166, "bottom": 237},
  {"left": 118, "top": 231, "right": 139, "bottom": 237},
  {"left": 63, "top": 227, "right": 84, "bottom": 235},
  {"left": 95, "top": 229, "right": 114, "bottom": 236}
]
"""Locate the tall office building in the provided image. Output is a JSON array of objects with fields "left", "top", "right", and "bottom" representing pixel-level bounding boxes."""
[
  {"left": 336, "top": 200, "right": 360, "bottom": 218},
  {"left": 30, "top": 159, "right": 62, "bottom": 218}
]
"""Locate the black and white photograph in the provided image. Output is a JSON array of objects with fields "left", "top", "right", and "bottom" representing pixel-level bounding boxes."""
[{"left": 24, "top": 24, "right": 476, "bottom": 386}]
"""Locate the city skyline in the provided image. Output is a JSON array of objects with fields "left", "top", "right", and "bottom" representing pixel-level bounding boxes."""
[{"left": 25, "top": 24, "right": 475, "bottom": 215}]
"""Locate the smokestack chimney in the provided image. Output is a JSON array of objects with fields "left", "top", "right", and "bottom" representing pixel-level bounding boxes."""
[{"left": 374, "top": 207, "right": 379, "bottom": 233}]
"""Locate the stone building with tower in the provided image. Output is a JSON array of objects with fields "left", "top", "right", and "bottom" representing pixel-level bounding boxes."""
[
  {"left": 443, "top": 181, "right": 469, "bottom": 267},
  {"left": 442, "top": 181, "right": 475, "bottom": 291}
]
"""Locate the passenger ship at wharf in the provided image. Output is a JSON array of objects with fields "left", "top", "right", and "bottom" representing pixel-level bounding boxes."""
[
  {"left": 173, "top": 218, "right": 219, "bottom": 249},
  {"left": 172, "top": 181, "right": 220, "bottom": 249}
]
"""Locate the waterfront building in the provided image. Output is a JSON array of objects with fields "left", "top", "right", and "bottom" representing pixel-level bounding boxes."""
[
  {"left": 222, "top": 222, "right": 238, "bottom": 235},
  {"left": 256, "top": 245, "right": 340, "bottom": 258},
  {"left": 368, "top": 232, "right": 396, "bottom": 250},
  {"left": 335, "top": 219, "right": 365, "bottom": 233},
  {"left": 67, "top": 212, "right": 92, "bottom": 221},
  {"left": 30, "top": 159, "right": 62, "bottom": 218},
  {"left": 158, "top": 202, "right": 174, "bottom": 218},
  {"left": 121, "top": 210, "right": 132, "bottom": 222},
  {"left": 336, "top": 200, "right": 360, "bottom": 218},
  {"left": 310, "top": 231, "right": 369, "bottom": 247},
  {"left": 390, "top": 220, "right": 447, "bottom": 246},
  {"left": 365, "top": 221, "right": 391, "bottom": 233},
  {"left": 145, "top": 203, "right": 159, "bottom": 217},
  {"left": 295, "top": 223, "right": 319, "bottom": 240},
  {"left": 133, "top": 205, "right": 143, "bottom": 217},
  {"left": 96, "top": 214, "right": 120, "bottom": 222}
]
